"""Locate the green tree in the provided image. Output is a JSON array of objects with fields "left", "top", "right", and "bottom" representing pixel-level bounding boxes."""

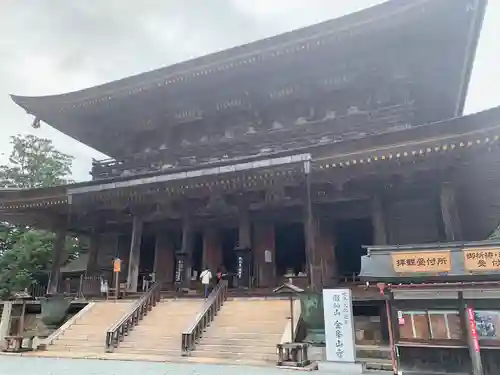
[
  {"left": 0, "top": 134, "right": 79, "bottom": 298},
  {"left": 0, "top": 134, "right": 74, "bottom": 188}
]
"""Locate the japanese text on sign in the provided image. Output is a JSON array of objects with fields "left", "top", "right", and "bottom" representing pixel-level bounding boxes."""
[
  {"left": 175, "top": 258, "right": 184, "bottom": 283},
  {"left": 467, "top": 307, "right": 480, "bottom": 353},
  {"left": 237, "top": 256, "right": 244, "bottom": 279},
  {"left": 323, "top": 289, "right": 355, "bottom": 363},
  {"left": 391, "top": 251, "right": 451, "bottom": 273},
  {"left": 463, "top": 248, "right": 500, "bottom": 271}
]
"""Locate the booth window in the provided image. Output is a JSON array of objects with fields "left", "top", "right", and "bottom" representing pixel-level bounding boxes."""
[
  {"left": 398, "top": 310, "right": 462, "bottom": 341},
  {"left": 474, "top": 310, "right": 500, "bottom": 342}
]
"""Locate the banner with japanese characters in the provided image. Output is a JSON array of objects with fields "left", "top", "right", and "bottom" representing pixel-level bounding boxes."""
[
  {"left": 391, "top": 251, "right": 451, "bottom": 273},
  {"left": 323, "top": 289, "right": 356, "bottom": 363},
  {"left": 463, "top": 248, "right": 500, "bottom": 271}
]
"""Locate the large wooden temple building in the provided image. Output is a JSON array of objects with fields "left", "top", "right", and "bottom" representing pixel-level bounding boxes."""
[{"left": 1, "top": 0, "right": 496, "bottom": 296}]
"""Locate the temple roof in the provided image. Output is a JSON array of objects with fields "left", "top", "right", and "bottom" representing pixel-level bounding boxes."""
[
  {"left": 11, "top": 0, "right": 488, "bottom": 157},
  {"left": 1, "top": 104, "right": 500, "bottom": 223}
]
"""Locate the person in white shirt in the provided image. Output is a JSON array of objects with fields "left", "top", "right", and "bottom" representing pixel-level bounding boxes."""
[{"left": 199, "top": 266, "right": 212, "bottom": 298}]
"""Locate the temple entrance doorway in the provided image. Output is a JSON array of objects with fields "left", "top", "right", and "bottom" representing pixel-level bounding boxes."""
[
  {"left": 275, "top": 223, "right": 306, "bottom": 277},
  {"left": 139, "top": 233, "right": 156, "bottom": 289},
  {"left": 221, "top": 228, "right": 238, "bottom": 275},
  {"left": 334, "top": 218, "right": 373, "bottom": 278}
]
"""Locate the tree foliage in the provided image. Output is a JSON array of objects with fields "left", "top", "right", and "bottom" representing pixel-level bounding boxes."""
[
  {"left": 0, "top": 134, "right": 74, "bottom": 188},
  {"left": 0, "top": 134, "right": 79, "bottom": 298}
]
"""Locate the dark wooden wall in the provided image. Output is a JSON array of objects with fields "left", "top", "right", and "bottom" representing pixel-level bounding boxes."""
[{"left": 457, "top": 149, "right": 500, "bottom": 241}]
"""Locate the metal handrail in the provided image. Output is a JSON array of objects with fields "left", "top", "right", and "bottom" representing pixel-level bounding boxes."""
[
  {"left": 181, "top": 280, "right": 228, "bottom": 355},
  {"left": 104, "top": 281, "right": 162, "bottom": 352}
]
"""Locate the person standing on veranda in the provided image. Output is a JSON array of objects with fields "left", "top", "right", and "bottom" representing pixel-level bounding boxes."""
[{"left": 200, "top": 266, "right": 212, "bottom": 299}]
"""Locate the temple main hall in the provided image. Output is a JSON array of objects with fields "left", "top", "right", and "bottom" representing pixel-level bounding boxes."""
[{"left": 1, "top": 0, "right": 496, "bottom": 297}]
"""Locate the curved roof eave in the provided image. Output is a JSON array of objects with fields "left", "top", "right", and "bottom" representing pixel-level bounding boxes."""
[
  {"left": 1, "top": 104, "right": 500, "bottom": 206},
  {"left": 10, "top": 0, "right": 430, "bottom": 112},
  {"left": 454, "top": 0, "right": 489, "bottom": 117}
]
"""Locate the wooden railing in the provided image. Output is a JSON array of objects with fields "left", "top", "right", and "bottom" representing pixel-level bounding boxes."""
[
  {"left": 15, "top": 275, "right": 102, "bottom": 300},
  {"left": 181, "top": 280, "right": 228, "bottom": 355},
  {"left": 104, "top": 281, "right": 162, "bottom": 352}
]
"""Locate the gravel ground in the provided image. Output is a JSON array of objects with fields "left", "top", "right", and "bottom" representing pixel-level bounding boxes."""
[{"left": 0, "top": 356, "right": 311, "bottom": 375}]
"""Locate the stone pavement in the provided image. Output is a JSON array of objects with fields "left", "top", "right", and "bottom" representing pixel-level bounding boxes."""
[{"left": 1, "top": 355, "right": 313, "bottom": 375}]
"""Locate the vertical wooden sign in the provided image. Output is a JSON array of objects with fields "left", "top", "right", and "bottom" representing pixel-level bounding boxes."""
[{"left": 113, "top": 258, "right": 121, "bottom": 300}]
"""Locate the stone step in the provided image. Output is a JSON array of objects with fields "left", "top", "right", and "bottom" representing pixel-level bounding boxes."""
[
  {"left": 74, "top": 318, "right": 125, "bottom": 324},
  {"left": 217, "top": 308, "right": 288, "bottom": 314},
  {"left": 191, "top": 299, "right": 288, "bottom": 361},
  {"left": 63, "top": 329, "right": 110, "bottom": 335},
  {"left": 182, "top": 355, "right": 271, "bottom": 367},
  {"left": 134, "top": 320, "right": 192, "bottom": 327},
  {"left": 49, "top": 345, "right": 105, "bottom": 353},
  {"left": 118, "top": 340, "right": 181, "bottom": 349},
  {"left": 128, "top": 325, "right": 186, "bottom": 332},
  {"left": 131, "top": 324, "right": 190, "bottom": 331},
  {"left": 123, "top": 331, "right": 179, "bottom": 338},
  {"left": 189, "top": 349, "right": 277, "bottom": 362},
  {"left": 113, "top": 300, "right": 203, "bottom": 356},
  {"left": 199, "top": 337, "right": 278, "bottom": 346},
  {"left": 70, "top": 323, "right": 119, "bottom": 329},
  {"left": 116, "top": 347, "right": 181, "bottom": 356},
  {"left": 209, "top": 324, "right": 285, "bottom": 332},
  {"left": 63, "top": 326, "right": 112, "bottom": 333},
  {"left": 212, "top": 318, "right": 288, "bottom": 324},
  {"left": 201, "top": 331, "right": 282, "bottom": 340},
  {"left": 55, "top": 339, "right": 104, "bottom": 347},
  {"left": 28, "top": 349, "right": 274, "bottom": 367},
  {"left": 196, "top": 343, "right": 277, "bottom": 354},
  {"left": 200, "top": 326, "right": 282, "bottom": 334},
  {"left": 57, "top": 333, "right": 99, "bottom": 341},
  {"left": 45, "top": 301, "right": 136, "bottom": 354}
]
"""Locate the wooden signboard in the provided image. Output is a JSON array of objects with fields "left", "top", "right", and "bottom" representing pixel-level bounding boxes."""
[
  {"left": 391, "top": 251, "right": 451, "bottom": 273},
  {"left": 113, "top": 258, "right": 121, "bottom": 273},
  {"left": 463, "top": 248, "right": 500, "bottom": 271}
]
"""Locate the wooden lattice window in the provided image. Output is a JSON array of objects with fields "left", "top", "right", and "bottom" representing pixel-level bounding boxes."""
[{"left": 398, "top": 310, "right": 463, "bottom": 341}]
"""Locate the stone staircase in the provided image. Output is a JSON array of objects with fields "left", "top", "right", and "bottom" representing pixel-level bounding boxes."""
[
  {"left": 114, "top": 299, "right": 203, "bottom": 360},
  {"left": 44, "top": 300, "right": 134, "bottom": 355},
  {"left": 190, "top": 298, "right": 289, "bottom": 365}
]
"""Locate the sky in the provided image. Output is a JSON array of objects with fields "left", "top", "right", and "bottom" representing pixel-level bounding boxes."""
[{"left": 1, "top": 0, "right": 499, "bottom": 182}]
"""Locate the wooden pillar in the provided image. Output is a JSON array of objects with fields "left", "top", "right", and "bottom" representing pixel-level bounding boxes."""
[
  {"left": 372, "top": 195, "right": 387, "bottom": 245},
  {"left": 98, "top": 233, "right": 119, "bottom": 273},
  {"left": 440, "top": 183, "right": 463, "bottom": 241},
  {"left": 238, "top": 210, "right": 251, "bottom": 248},
  {"left": 126, "top": 215, "right": 143, "bottom": 292},
  {"left": 154, "top": 232, "right": 175, "bottom": 287},
  {"left": 236, "top": 209, "right": 252, "bottom": 288},
  {"left": 117, "top": 234, "right": 130, "bottom": 283},
  {"left": 316, "top": 220, "right": 338, "bottom": 287},
  {"left": 203, "top": 227, "right": 222, "bottom": 273},
  {"left": 47, "top": 218, "right": 68, "bottom": 295},
  {"left": 180, "top": 216, "right": 193, "bottom": 289},
  {"left": 86, "top": 226, "right": 101, "bottom": 275},
  {"left": 253, "top": 222, "right": 276, "bottom": 287},
  {"left": 303, "top": 159, "right": 320, "bottom": 290}
]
